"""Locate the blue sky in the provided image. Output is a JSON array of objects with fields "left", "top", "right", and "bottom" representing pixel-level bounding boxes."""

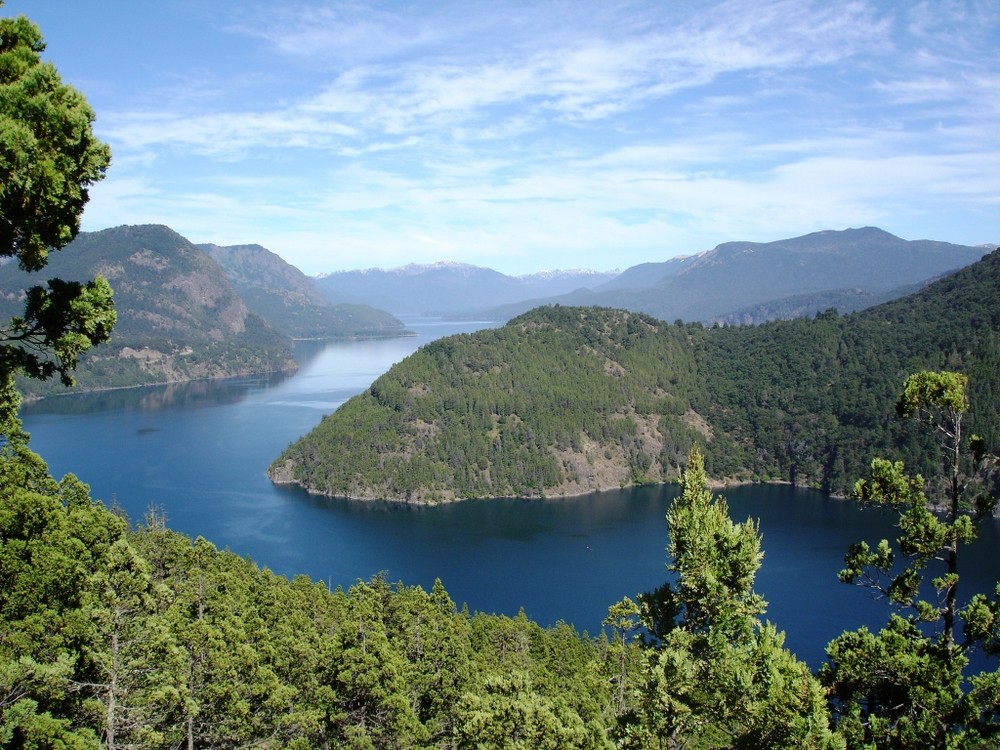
[{"left": 7, "top": 0, "right": 998, "bottom": 275}]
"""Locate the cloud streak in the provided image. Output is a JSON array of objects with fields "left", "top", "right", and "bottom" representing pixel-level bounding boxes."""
[{"left": 17, "top": 0, "right": 998, "bottom": 275}]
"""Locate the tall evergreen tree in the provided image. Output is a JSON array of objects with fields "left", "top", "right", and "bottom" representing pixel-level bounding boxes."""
[
  {"left": 0, "top": 442, "right": 121, "bottom": 748},
  {"left": 321, "top": 579, "right": 426, "bottom": 749},
  {"left": 82, "top": 538, "right": 185, "bottom": 750},
  {"left": 0, "top": 3, "right": 115, "bottom": 433},
  {"left": 822, "top": 371, "right": 1000, "bottom": 748},
  {"left": 623, "top": 447, "right": 841, "bottom": 749}
]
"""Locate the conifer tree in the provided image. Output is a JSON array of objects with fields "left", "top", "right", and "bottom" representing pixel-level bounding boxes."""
[
  {"left": 83, "top": 538, "right": 185, "bottom": 750},
  {"left": 822, "top": 371, "right": 1000, "bottom": 748},
  {"left": 0, "top": 3, "right": 115, "bottom": 434},
  {"left": 322, "top": 579, "right": 426, "bottom": 749},
  {"left": 624, "top": 447, "right": 841, "bottom": 749},
  {"left": 0, "top": 442, "right": 122, "bottom": 748},
  {"left": 454, "top": 671, "right": 594, "bottom": 750}
]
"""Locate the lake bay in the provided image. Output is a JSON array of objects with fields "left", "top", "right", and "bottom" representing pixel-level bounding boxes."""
[{"left": 21, "top": 317, "right": 1000, "bottom": 668}]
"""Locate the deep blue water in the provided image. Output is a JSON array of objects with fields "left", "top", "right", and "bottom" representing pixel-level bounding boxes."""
[{"left": 20, "top": 317, "right": 1000, "bottom": 668}]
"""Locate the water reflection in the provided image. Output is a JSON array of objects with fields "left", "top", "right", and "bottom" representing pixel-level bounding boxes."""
[{"left": 23, "top": 373, "right": 288, "bottom": 416}]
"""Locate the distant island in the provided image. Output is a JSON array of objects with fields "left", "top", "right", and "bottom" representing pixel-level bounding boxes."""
[{"left": 270, "top": 246, "right": 1000, "bottom": 502}]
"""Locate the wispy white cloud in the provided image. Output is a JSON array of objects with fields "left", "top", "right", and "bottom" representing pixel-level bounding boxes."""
[{"left": 21, "top": 0, "right": 992, "bottom": 274}]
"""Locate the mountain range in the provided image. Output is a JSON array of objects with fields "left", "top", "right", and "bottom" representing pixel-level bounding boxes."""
[
  {"left": 470, "top": 228, "right": 989, "bottom": 322},
  {"left": 2, "top": 223, "right": 992, "bottom": 397},
  {"left": 314, "top": 228, "right": 989, "bottom": 323},
  {"left": 313, "top": 262, "right": 618, "bottom": 316}
]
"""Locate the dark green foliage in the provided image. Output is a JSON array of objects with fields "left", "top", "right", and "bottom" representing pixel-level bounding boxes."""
[
  {"left": 0, "top": 10, "right": 110, "bottom": 270},
  {"left": 0, "top": 441, "right": 123, "bottom": 747},
  {"left": 621, "top": 449, "right": 840, "bottom": 749},
  {"left": 714, "top": 283, "right": 925, "bottom": 326},
  {"left": 270, "top": 306, "right": 710, "bottom": 501},
  {"left": 821, "top": 372, "right": 1000, "bottom": 749},
  {"left": 5, "top": 410, "right": 995, "bottom": 748},
  {"left": 0, "top": 6, "right": 115, "bottom": 429},
  {"left": 272, "top": 249, "right": 1000, "bottom": 502},
  {"left": 0, "top": 442, "right": 617, "bottom": 748},
  {"left": 824, "top": 616, "right": 969, "bottom": 750}
]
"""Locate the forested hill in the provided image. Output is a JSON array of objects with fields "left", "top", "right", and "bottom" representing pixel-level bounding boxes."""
[
  {"left": 0, "top": 225, "right": 295, "bottom": 394},
  {"left": 269, "top": 248, "right": 1000, "bottom": 502}
]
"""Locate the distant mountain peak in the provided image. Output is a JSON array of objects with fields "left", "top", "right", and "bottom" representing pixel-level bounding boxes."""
[{"left": 324, "top": 262, "right": 617, "bottom": 279}]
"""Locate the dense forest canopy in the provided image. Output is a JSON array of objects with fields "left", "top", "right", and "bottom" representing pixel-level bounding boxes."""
[{"left": 271, "top": 248, "right": 1000, "bottom": 503}]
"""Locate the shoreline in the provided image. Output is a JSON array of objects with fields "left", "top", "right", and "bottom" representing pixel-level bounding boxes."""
[
  {"left": 19, "top": 329, "right": 419, "bottom": 404},
  {"left": 269, "top": 472, "right": 849, "bottom": 506}
]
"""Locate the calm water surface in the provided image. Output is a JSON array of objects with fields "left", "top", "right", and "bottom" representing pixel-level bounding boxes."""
[{"left": 21, "top": 317, "right": 1000, "bottom": 667}]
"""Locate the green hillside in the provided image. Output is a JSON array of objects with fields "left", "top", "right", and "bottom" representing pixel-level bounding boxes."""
[
  {"left": 270, "top": 249, "right": 1000, "bottom": 502},
  {"left": 0, "top": 225, "right": 297, "bottom": 394}
]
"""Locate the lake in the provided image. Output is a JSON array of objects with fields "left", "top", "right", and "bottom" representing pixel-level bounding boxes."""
[{"left": 20, "top": 317, "right": 1000, "bottom": 668}]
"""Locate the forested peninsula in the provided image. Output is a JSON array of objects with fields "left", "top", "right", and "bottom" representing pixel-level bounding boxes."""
[{"left": 270, "top": 247, "right": 1000, "bottom": 503}]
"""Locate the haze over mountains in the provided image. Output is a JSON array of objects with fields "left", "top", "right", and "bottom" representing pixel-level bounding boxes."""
[
  {"left": 313, "top": 262, "right": 619, "bottom": 316},
  {"left": 198, "top": 241, "right": 404, "bottom": 339},
  {"left": 316, "top": 227, "right": 989, "bottom": 323}
]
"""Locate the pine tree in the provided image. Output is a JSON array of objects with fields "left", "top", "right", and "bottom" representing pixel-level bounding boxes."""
[
  {"left": 624, "top": 447, "right": 841, "bottom": 749},
  {"left": 82, "top": 538, "right": 185, "bottom": 750},
  {"left": 0, "top": 4, "right": 115, "bottom": 432},
  {"left": 822, "top": 371, "right": 1000, "bottom": 748}
]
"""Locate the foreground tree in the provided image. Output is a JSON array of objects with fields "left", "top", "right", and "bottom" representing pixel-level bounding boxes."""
[
  {"left": 82, "top": 539, "right": 185, "bottom": 750},
  {"left": 621, "top": 447, "right": 841, "bottom": 749},
  {"left": 0, "top": 4, "right": 115, "bottom": 434},
  {"left": 822, "top": 371, "right": 1000, "bottom": 748},
  {"left": 0, "top": 440, "right": 123, "bottom": 747}
]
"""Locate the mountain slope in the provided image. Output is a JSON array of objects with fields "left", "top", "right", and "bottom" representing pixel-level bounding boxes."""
[
  {"left": 592, "top": 254, "right": 702, "bottom": 292},
  {"left": 269, "top": 248, "right": 1000, "bottom": 503},
  {"left": 199, "top": 243, "right": 405, "bottom": 339},
  {"left": 0, "top": 225, "right": 296, "bottom": 393},
  {"left": 314, "top": 262, "right": 617, "bottom": 315},
  {"left": 478, "top": 227, "right": 987, "bottom": 322},
  {"left": 713, "top": 281, "right": 929, "bottom": 326},
  {"left": 648, "top": 226, "right": 984, "bottom": 321}
]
